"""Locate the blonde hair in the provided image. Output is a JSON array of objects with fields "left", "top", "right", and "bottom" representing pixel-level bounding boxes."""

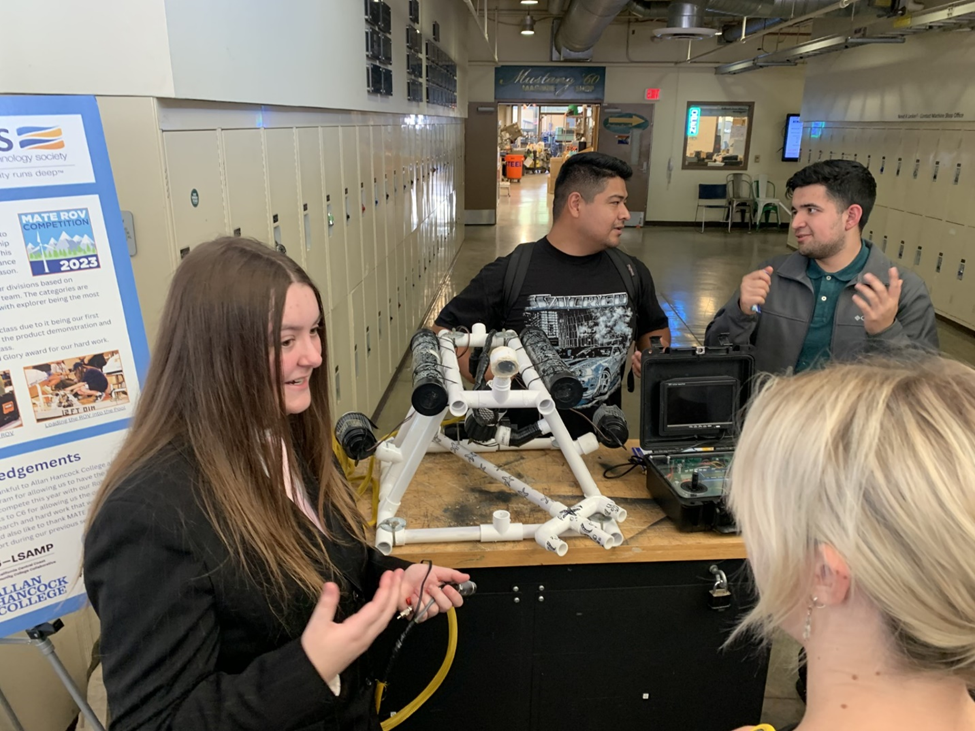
[{"left": 728, "top": 356, "right": 975, "bottom": 684}]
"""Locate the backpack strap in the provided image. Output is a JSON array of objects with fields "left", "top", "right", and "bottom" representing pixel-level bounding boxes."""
[
  {"left": 605, "top": 248, "right": 643, "bottom": 339},
  {"left": 502, "top": 241, "right": 535, "bottom": 320}
]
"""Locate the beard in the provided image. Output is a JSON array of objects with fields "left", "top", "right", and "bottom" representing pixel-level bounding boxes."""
[{"left": 798, "top": 233, "right": 846, "bottom": 261}]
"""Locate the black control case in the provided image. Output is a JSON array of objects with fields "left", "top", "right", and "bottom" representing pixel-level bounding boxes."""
[{"left": 639, "top": 344, "right": 754, "bottom": 532}]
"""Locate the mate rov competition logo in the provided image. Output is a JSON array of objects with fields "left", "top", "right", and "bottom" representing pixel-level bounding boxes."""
[
  {"left": 19, "top": 208, "right": 100, "bottom": 277},
  {"left": 17, "top": 126, "right": 64, "bottom": 151}
]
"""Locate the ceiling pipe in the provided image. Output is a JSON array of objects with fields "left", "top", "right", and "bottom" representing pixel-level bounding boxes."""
[
  {"left": 721, "top": 16, "right": 783, "bottom": 41},
  {"left": 554, "top": 0, "right": 633, "bottom": 53},
  {"left": 680, "top": 0, "right": 856, "bottom": 62}
]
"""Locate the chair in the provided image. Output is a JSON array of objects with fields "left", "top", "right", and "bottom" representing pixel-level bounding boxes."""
[
  {"left": 695, "top": 184, "right": 729, "bottom": 232},
  {"left": 752, "top": 174, "right": 791, "bottom": 230},
  {"left": 726, "top": 173, "right": 755, "bottom": 232}
]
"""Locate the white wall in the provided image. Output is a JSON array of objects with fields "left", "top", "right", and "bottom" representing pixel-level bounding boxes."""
[
  {"left": 802, "top": 29, "right": 975, "bottom": 123},
  {"left": 0, "top": 0, "right": 175, "bottom": 96},
  {"left": 0, "top": 0, "right": 470, "bottom": 118},
  {"left": 163, "top": 0, "right": 469, "bottom": 116}
]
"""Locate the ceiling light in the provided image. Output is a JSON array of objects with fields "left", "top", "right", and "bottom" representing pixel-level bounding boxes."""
[
  {"left": 520, "top": 0, "right": 539, "bottom": 4},
  {"left": 521, "top": 14, "right": 536, "bottom": 35}
]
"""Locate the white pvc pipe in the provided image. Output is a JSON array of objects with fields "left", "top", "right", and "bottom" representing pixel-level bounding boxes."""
[
  {"left": 437, "top": 330, "right": 468, "bottom": 417},
  {"left": 538, "top": 403, "right": 602, "bottom": 498},
  {"left": 462, "top": 389, "right": 545, "bottom": 411},
  {"left": 374, "top": 441, "right": 403, "bottom": 463},
  {"left": 433, "top": 434, "right": 625, "bottom": 553},
  {"left": 376, "top": 412, "right": 448, "bottom": 554},
  {"left": 426, "top": 436, "right": 578, "bottom": 453},
  {"left": 510, "top": 335, "right": 556, "bottom": 416}
]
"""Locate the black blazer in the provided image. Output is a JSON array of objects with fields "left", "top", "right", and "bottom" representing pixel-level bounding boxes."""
[{"left": 84, "top": 443, "right": 408, "bottom": 731}]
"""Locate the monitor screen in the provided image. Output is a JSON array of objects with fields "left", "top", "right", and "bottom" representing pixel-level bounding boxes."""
[
  {"left": 660, "top": 376, "right": 737, "bottom": 436},
  {"left": 783, "top": 114, "right": 802, "bottom": 162}
]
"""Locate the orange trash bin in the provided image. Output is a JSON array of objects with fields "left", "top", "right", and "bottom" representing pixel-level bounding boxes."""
[{"left": 505, "top": 154, "right": 524, "bottom": 181}]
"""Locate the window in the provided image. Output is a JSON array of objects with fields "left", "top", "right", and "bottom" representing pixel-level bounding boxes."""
[{"left": 682, "top": 102, "right": 755, "bottom": 170}]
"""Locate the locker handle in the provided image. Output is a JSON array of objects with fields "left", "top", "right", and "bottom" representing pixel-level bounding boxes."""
[
  {"left": 936, "top": 252, "right": 944, "bottom": 274},
  {"left": 914, "top": 246, "right": 922, "bottom": 266},
  {"left": 959, "top": 260, "right": 967, "bottom": 280},
  {"left": 933, "top": 161, "right": 940, "bottom": 181}
]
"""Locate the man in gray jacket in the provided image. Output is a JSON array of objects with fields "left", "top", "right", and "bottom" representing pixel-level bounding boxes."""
[{"left": 705, "top": 160, "right": 938, "bottom": 374}]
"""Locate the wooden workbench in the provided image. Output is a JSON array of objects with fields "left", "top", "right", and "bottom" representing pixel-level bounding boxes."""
[
  {"left": 365, "top": 441, "right": 765, "bottom": 731},
  {"left": 360, "top": 440, "right": 745, "bottom": 569}
]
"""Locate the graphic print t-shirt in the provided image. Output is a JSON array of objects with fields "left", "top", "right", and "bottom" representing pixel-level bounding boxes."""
[{"left": 435, "top": 237, "right": 668, "bottom": 437}]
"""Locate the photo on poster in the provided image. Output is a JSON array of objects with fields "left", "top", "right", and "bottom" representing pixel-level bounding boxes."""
[
  {"left": 1, "top": 370, "right": 22, "bottom": 431},
  {"left": 19, "top": 207, "right": 100, "bottom": 277},
  {"left": 24, "top": 351, "right": 129, "bottom": 423}
]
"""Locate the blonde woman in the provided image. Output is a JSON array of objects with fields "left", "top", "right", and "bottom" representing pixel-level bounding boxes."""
[{"left": 730, "top": 357, "right": 975, "bottom": 731}]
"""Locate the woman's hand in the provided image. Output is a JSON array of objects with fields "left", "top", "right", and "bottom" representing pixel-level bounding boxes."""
[
  {"left": 400, "top": 563, "right": 470, "bottom": 621},
  {"left": 301, "top": 568, "right": 404, "bottom": 682}
]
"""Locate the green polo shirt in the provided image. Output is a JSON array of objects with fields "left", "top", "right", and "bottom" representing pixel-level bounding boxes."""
[{"left": 795, "top": 241, "right": 871, "bottom": 373}]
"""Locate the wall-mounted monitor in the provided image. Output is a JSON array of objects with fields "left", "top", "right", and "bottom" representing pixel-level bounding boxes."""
[{"left": 783, "top": 114, "right": 803, "bottom": 162}]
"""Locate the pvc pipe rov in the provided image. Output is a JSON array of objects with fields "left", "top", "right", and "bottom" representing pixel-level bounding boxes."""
[{"left": 437, "top": 330, "right": 468, "bottom": 417}]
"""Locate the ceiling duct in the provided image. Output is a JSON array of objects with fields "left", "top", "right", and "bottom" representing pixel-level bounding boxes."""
[
  {"left": 554, "top": 0, "right": 633, "bottom": 54},
  {"left": 654, "top": 2, "right": 721, "bottom": 38},
  {"left": 555, "top": 0, "right": 864, "bottom": 56}
]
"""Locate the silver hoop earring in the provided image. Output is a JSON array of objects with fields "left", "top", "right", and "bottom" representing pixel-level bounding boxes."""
[{"left": 803, "top": 596, "right": 827, "bottom": 641}]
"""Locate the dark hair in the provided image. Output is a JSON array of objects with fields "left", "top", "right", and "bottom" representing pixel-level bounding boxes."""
[
  {"left": 786, "top": 160, "right": 877, "bottom": 231},
  {"left": 87, "top": 237, "right": 364, "bottom": 613},
  {"left": 553, "top": 152, "right": 632, "bottom": 220},
  {"left": 72, "top": 361, "right": 85, "bottom": 372}
]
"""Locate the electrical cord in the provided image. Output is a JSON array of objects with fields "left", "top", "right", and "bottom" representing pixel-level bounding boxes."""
[{"left": 603, "top": 454, "right": 647, "bottom": 479}]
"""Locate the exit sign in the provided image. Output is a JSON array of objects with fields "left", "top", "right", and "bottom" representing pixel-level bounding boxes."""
[{"left": 645, "top": 88, "right": 660, "bottom": 101}]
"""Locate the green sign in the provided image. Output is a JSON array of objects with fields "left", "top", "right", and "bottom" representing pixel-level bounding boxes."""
[
  {"left": 190, "top": 188, "right": 199, "bottom": 207},
  {"left": 687, "top": 107, "right": 701, "bottom": 137},
  {"left": 602, "top": 112, "right": 650, "bottom": 134}
]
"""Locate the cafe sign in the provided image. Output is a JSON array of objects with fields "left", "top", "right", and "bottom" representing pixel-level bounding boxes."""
[{"left": 494, "top": 66, "right": 606, "bottom": 102}]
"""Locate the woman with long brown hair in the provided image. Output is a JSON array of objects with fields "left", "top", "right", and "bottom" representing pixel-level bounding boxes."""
[{"left": 83, "top": 237, "right": 467, "bottom": 731}]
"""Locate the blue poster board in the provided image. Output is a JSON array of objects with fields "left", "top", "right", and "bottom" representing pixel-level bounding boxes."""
[
  {"left": 0, "top": 96, "right": 149, "bottom": 637},
  {"left": 495, "top": 66, "right": 606, "bottom": 103}
]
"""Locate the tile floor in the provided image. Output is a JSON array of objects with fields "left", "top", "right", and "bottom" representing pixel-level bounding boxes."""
[{"left": 372, "top": 172, "right": 975, "bottom": 729}]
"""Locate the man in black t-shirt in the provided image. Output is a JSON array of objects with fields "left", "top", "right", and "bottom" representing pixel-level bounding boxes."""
[{"left": 435, "top": 152, "right": 670, "bottom": 438}]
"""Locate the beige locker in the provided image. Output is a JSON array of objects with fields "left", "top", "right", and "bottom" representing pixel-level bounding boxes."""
[
  {"left": 946, "top": 131, "right": 975, "bottom": 227},
  {"left": 326, "top": 298, "right": 355, "bottom": 418},
  {"left": 392, "top": 126, "right": 406, "bottom": 246},
  {"left": 865, "top": 205, "right": 887, "bottom": 250},
  {"left": 322, "top": 127, "right": 350, "bottom": 306},
  {"left": 952, "top": 229, "right": 975, "bottom": 327},
  {"left": 358, "top": 127, "right": 377, "bottom": 275},
  {"left": 928, "top": 221, "right": 961, "bottom": 313},
  {"left": 924, "top": 131, "right": 962, "bottom": 223},
  {"left": 362, "top": 269, "right": 382, "bottom": 415},
  {"left": 802, "top": 124, "right": 815, "bottom": 167},
  {"left": 222, "top": 129, "right": 271, "bottom": 243},
  {"left": 395, "top": 241, "right": 408, "bottom": 349},
  {"left": 265, "top": 128, "right": 303, "bottom": 267},
  {"left": 905, "top": 130, "right": 939, "bottom": 218},
  {"left": 874, "top": 129, "right": 899, "bottom": 207},
  {"left": 341, "top": 126, "right": 365, "bottom": 287},
  {"left": 371, "top": 127, "right": 388, "bottom": 265},
  {"left": 889, "top": 130, "right": 919, "bottom": 212},
  {"left": 882, "top": 208, "right": 901, "bottom": 256},
  {"left": 383, "top": 126, "right": 398, "bottom": 255},
  {"left": 893, "top": 212, "right": 922, "bottom": 271},
  {"left": 375, "top": 257, "right": 394, "bottom": 384},
  {"left": 350, "top": 284, "right": 369, "bottom": 412},
  {"left": 296, "top": 127, "right": 331, "bottom": 310},
  {"left": 937, "top": 225, "right": 972, "bottom": 321},
  {"left": 162, "top": 130, "right": 227, "bottom": 256},
  {"left": 915, "top": 218, "right": 945, "bottom": 291},
  {"left": 859, "top": 128, "right": 878, "bottom": 174}
]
